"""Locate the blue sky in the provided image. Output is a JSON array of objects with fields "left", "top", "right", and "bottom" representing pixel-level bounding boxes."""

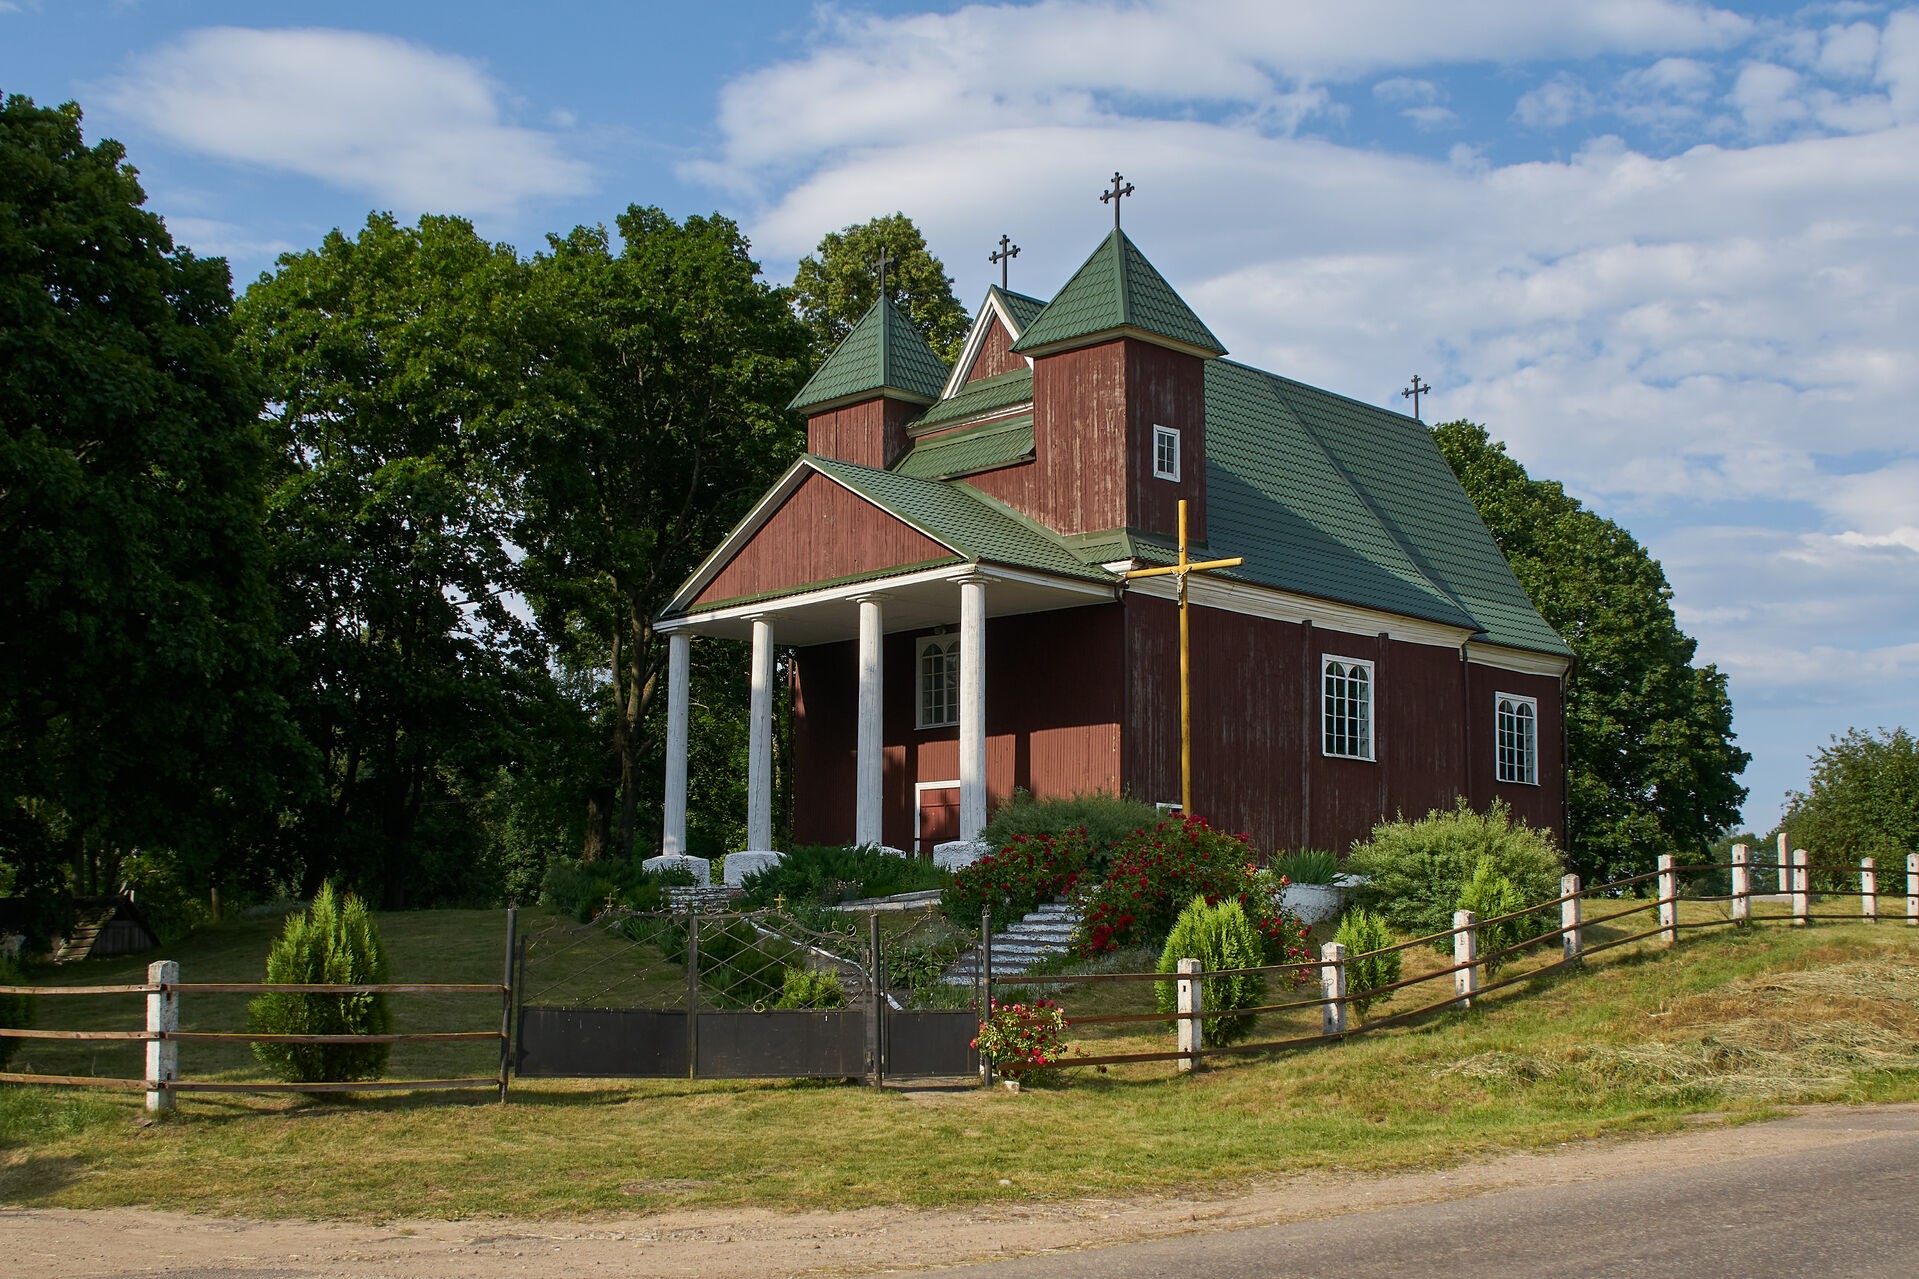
[{"left": 6, "top": 1, "right": 1916, "bottom": 835}]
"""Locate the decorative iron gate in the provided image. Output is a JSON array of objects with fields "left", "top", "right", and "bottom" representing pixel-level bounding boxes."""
[{"left": 513, "top": 905, "right": 979, "bottom": 1083}]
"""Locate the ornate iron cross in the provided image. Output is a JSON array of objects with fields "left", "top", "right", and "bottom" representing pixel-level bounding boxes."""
[
  {"left": 1100, "top": 171, "right": 1135, "bottom": 229},
  {"left": 1401, "top": 374, "right": 1431, "bottom": 421},
  {"left": 989, "top": 234, "right": 1020, "bottom": 289}
]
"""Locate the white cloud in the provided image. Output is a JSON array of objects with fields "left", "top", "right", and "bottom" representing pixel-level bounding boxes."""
[
  {"left": 104, "top": 27, "right": 594, "bottom": 217},
  {"left": 1515, "top": 73, "right": 1598, "bottom": 128},
  {"left": 1373, "top": 76, "right": 1439, "bottom": 105},
  {"left": 163, "top": 216, "right": 299, "bottom": 269},
  {"left": 1819, "top": 21, "right": 1882, "bottom": 78}
]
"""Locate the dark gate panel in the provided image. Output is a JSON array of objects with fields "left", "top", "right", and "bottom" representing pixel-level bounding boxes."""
[
  {"left": 516, "top": 1007, "right": 688, "bottom": 1078},
  {"left": 694, "top": 1010, "right": 867, "bottom": 1078},
  {"left": 885, "top": 1010, "right": 980, "bottom": 1078}
]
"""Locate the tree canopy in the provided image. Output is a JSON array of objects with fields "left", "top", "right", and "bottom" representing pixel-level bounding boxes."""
[
  {"left": 791, "top": 212, "right": 969, "bottom": 363},
  {"left": 1784, "top": 727, "right": 1919, "bottom": 870},
  {"left": 1432, "top": 421, "right": 1749, "bottom": 881},
  {"left": 0, "top": 96, "right": 293, "bottom": 938}
]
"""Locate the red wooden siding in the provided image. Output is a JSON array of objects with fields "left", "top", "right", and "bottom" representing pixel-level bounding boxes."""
[
  {"left": 790, "top": 605, "right": 1124, "bottom": 848},
  {"left": 1122, "top": 339, "right": 1207, "bottom": 544},
  {"left": 966, "top": 315, "right": 1027, "bottom": 383},
  {"left": 1120, "top": 595, "right": 1565, "bottom": 854},
  {"left": 805, "top": 397, "right": 919, "bottom": 470},
  {"left": 691, "top": 472, "right": 954, "bottom": 610}
]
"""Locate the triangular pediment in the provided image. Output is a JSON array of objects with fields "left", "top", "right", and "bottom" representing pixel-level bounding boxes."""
[
  {"left": 941, "top": 286, "right": 1047, "bottom": 397},
  {"left": 676, "top": 464, "right": 964, "bottom": 613}
]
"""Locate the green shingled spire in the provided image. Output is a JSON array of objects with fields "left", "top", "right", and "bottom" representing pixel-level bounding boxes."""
[
  {"left": 1010, "top": 229, "right": 1226, "bottom": 358},
  {"left": 788, "top": 297, "right": 949, "bottom": 413}
]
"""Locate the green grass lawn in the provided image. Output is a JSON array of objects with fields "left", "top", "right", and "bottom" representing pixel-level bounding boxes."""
[{"left": 4, "top": 898, "right": 1919, "bottom": 1221}]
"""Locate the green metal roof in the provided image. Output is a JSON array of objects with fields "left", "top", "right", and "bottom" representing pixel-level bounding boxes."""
[
  {"left": 912, "top": 367, "right": 1033, "bottom": 431},
  {"left": 789, "top": 298, "right": 948, "bottom": 413},
  {"left": 805, "top": 456, "right": 1110, "bottom": 584},
  {"left": 1010, "top": 230, "right": 1226, "bottom": 357},
  {"left": 993, "top": 286, "right": 1048, "bottom": 334},
  {"left": 891, "top": 415, "right": 1034, "bottom": 480},
  {"left": 1199, "top": 361, "right": 1573, "bottom": 657}
]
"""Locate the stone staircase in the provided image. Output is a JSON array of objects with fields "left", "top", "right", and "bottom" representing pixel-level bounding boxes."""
[{"left": 943, "top": 899, "right": 1080, "bottom": 984}]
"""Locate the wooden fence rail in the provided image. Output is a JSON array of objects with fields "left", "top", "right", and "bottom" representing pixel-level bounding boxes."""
[
  {"left": 983, "top": 843, "right": 1914, "bottom": 1078},
  {"left": 0, "top": 910, "right": 518, "bottom": 1110}
]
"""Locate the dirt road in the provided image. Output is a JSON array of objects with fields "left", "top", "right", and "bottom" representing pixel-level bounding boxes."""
[{"left": 8, "top": 1105, "right": 1912, "bottom": 1278}]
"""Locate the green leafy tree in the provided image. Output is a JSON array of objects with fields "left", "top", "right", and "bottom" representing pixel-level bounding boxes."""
[
  {"left": 248, "top": 884, "right": 392, "bottom": 1083},
  {"left": 1433, "top": 422, "right": 1749, "bottom": 882},
  {"left": 1784, "top": 728, "right": 1919, "bottom": 888},
  {"left": 792, "top": 212, "right": 969, "bottom": 363},
  {"left": 1, "top": 96, "right": 296, "bottom": 937},
  {"left": 514, "top": 208, "right": 810, "bottom": 862},
  {"left": 234, "top": 213, "right": 547, "bottom": 904}
]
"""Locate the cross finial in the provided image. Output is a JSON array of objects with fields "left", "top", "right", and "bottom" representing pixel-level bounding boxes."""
[
  {"left": 874, "top": 248, "right": 894, "bottom": 302},
  {"left": 1100, "top": 171, "right": 1135, "bottom": 230},
  {"left": 1401, "top": 374, "right": 1431, "bottom": 422},
  {"left": 989, "top": 233, "right": 1021, "bottom": 289}
]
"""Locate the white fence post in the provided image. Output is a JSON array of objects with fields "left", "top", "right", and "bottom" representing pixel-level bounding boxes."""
[
  {"left": 1453, "top": 910, "right": 1478, "bottom": 1009},
  {"left": 1176, "top": 957, "right": 1203, "bottom": 1072},
  {"left": 1320, "top": 942, "right": 1348, "bottom": 1036},
  {"left": 145, "top": 959, "right": 178, "bottom": 1114},
  {"left": 1778, "top": 831, "right": 1791, "bottom": 894},
  {"left": 1657, "top": 854, "right": 1678, "bottom": 947},
  {"left": 1908, "top": 853, "right": 1918, "bottom": 927},
  {"left": 1861, "top": 857, "right": 1878, "bottom": 923},
  {"left": 1561, "top": 873, "right": 1583, "bottom": 961},
  {"left": 1792, "top": 848, "right": 1811, "bottom": 926},
  {"left": 1731, "top": 843, "right": 1751, "bottom": 923}
]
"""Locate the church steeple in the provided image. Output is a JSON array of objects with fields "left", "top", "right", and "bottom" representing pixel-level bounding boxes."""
[
  {"left": 1011, "top": 229, "right": 1225, "bottom": 361},
  {"left": 791, "top": 297, "right": 947, "bottom": 471}
]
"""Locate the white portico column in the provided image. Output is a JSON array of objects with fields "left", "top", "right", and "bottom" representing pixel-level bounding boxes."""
[
  {"left": 958, "top": 575, "right": 988, "bottom": 843},
  {"left": 747, "top": 616, "right": 776, "bottom": 852},
  {"left": 661, "top": 632, "right": 691, "bottom": 856},
  {"left": 854, "top": 596, "right": 885, "bottom": 849}
]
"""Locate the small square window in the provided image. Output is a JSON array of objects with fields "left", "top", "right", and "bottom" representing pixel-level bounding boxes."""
[
  {"left": 1495, "top": 693, "right": 1538, "bottom": 785},
  {"left": 1153, "top": 425, "right": 1181, "bottom": 481},
  {"left": 916, "top": 635, "right": 959, "bottom": 729}
]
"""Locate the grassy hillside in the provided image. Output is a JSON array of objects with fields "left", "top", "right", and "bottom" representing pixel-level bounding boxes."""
[{"left": 4, "top": 906, "right": 1919, "bottom": 1220}]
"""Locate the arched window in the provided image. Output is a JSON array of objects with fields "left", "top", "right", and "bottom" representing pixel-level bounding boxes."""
[
  {"left": 1322, "top": 656, "right": 1374, "bottom": 760},
  {"left": 1496, "top": 694, "right": 1538, "bottom": 785},
  {"left": 917, "top": 635, "right": 960, "bottom": 729}
]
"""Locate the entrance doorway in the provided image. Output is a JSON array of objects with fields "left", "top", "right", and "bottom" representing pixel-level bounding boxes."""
[{"left": 915, "top": 780, "right": 960, "bottom": 855}]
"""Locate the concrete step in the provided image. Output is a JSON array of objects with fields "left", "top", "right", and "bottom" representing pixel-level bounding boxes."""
[{"left": 939, "top": 897, "right": 1083, "bottom": 984}]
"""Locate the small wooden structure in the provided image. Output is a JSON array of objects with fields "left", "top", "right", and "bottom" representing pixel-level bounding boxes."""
[{"left": 54, "top": 895, "right": 160, "bottom": 963}]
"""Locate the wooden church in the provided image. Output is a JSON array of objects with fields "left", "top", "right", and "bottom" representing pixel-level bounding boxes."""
[{"left": 653, "top": 206, "right": 1571, "bottom": 862}]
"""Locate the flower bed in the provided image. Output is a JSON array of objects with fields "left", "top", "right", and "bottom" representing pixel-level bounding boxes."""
[{"left": 941, "top": 827, "right": 1095, "bottom": 931}]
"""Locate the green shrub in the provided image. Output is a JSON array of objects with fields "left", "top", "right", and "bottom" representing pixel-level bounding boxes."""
[
  {"left": 741, "top": 844, "right": 949, "bottom": 908},
  {"left": 1333, "top": 907, "right": 1400, "bottom": 1017},
  {"left": 981, "top": 790, "right": 1163, "bottom": 872},
  {"left": 942, "top": 827, "right": 1095, "bottom": 931},
  {"left": 1154, "top": 896, "right": 1267, "bottom": 1046},
  {"left": 1347, "top": 799, "right": 1563, "bottom": 939},
  {"left": 1271, "top": 849, "right": 1340, "bottom": 885},
  {"left": 885, "top": 936, "right": 965, "bottom": 997},
  {"left": 248, "top": 885, "right": 392, "bottom": 1083},
  {"left": 0, "top": 957, "right": 31, "bottom": 1071},
  {"left": 772, "top": 966, "right": 845, "bottom": 1009},
  {"left": 657, "top": 916, "right": 803, "bottom": 1009},
  {"left": 540, "top": 857, "right": 695, "bottom": 922},
  {"left": 1454, "top": 857, "right": 1532, "bottom": 975},
  {"left": 1077, "top": 817, "right": 1313, "bottom": 971}
]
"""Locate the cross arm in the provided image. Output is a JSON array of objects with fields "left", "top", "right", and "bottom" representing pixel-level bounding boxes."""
[{"left": 1121, "top": 556, "right": 1244, "bottom": 580}]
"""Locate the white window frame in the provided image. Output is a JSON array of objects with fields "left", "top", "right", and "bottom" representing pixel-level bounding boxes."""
[
  {"left": 1495, "top": 692, "right": 1539, "bottom": 785},
  {"left": 915, "top": 634, "right": 960, "bottom": 730},
  {"left": 1152, "top": 424, "right": 1181, "bottom": 481},
  {"left": 1321, "top": 655, "right": 1375, "bottom": 761}
]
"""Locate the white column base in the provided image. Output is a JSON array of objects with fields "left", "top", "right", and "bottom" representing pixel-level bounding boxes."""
[{"left": 724, "top": 850, "right": 785, "bottom": 887}]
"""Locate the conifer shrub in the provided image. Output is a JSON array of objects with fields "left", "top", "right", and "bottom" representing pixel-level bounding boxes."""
[
  {"left": 1332, "top": 907, "right": 1400, "bottom": 1017},
  {"left": 0, "top": 957, "right": 31, "bottom": 1070},
  {"left": 772, "top": 966, "right": 845, "bottom": 1009},
  {"left": 741, "top": 843, "right": 950, "bottom": 908},
  {"left": 1347, "top": 799, "right": 1563, "bottom": 939},
  {"left": 1453, "top": 857, "right": 1533, "bottom": 975},
  {"left": 248, "top": 885, "right": 392, "bottom": 1083},
  {"left": 1154, "top": 896, "right": 1267, "bottom": 1046}
]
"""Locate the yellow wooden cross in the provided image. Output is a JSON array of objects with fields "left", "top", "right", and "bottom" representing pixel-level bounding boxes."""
[{"left": 1122, "top": 499, "right": 1243, "bottom": 816}]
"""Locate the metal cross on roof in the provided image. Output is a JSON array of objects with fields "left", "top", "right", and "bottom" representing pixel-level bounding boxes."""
[
  {"left": 1100, "top": 171, "right": 1135, "bottom": 229},
  {"left": 1401, "top": 374, "right": 1431, "bottom": 422},
  {"left": 874, "top": 247, "right": 894, "bottom": 301},
  {"left": 989, "top": 233, "right": 1020, "bottom": 289}
]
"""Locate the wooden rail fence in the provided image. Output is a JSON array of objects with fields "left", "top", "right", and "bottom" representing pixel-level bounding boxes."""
[
  {"left": 981, "top": 844, "right": 1919, "bottom": 1079},
  {"left": 0, "top": 911, "right": 518, "bottom": 1109}
]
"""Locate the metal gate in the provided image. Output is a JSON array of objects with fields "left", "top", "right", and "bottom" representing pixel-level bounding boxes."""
[{"left": 513, "top": 904, "right": 979, "bottom": 1083}]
